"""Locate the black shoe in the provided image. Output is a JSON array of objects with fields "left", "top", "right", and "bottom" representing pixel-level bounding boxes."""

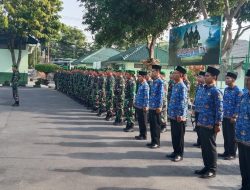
[
  {"left": 172, "top": 155, "right": 183, "bottom": 162},
  {"left": 166, "top": 152, "right": 176, "bottom": 158},
  {"left": 123, "top": 128, "right": 134, "bottom": 132},
  {"left": 224, "top": 155, "right": 236, "bottom": 160},
  {"left": 146, "top": 143, "right": 153, "bottom": 147},
  {"left": 12, "top": 103, "right": 19, "bottom": 107},
  {"left": 135, "top": 136, "right": 147, "bottom": 140},
  {"left": 161, "top": 128, "right": 167, "bottom": 133},
  {"left": 200, "top": 171, "right": 216, "bottom": 179},
  {"left": 149, "top": 144, "right": 160, "bottom": 149},
  {"left": 194, "top": 168, "right": 207, "bottom": 175},
  {"left": 218, "top": 153, "right": 227, "bottom": 157}
]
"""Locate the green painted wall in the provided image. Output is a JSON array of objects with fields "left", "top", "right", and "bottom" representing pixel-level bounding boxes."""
[
  {"left": 0, "top": 72, "right": 28, "bottom": 85},
  {"left": 0, "top": 48, "right": 29, "bottom": 84}
]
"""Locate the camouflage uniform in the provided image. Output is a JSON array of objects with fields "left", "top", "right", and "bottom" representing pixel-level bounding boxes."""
[
  {"left": 11, "top": 69, "right": 20, "bottom": 106},
  {"left": 97, "top": 73, "right": 106, "bottom": 116},
  {"left": 124, "top": 76, "right": 136, "bottom": 131},
  {"left": 113, "top": 74, "right": 125, "bottom": 125},
  {"left": 105, "top": 74, "right": 115, "bottom": 120},
  {"left": 160, "top": 78, "right": 168, "bottom": 131}
]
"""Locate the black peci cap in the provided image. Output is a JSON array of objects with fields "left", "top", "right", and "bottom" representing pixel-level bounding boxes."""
[
  {"left": 206, "top": 66, "right": 220, "bottom": 76},
  {"left": 138, "top": 71, "right": 148, "bottom": 76},
  {"left": 199, "top": 71, "right": 206, "bottom": 76},
  {"left": 152, "top": 65, "right": 162, "bottom": 70},
  {"left": 175, "top": 66, "right": 187, "bottom": 74},
  {"left": 226, "top": 72, "right": 237, "bottom": 80}
]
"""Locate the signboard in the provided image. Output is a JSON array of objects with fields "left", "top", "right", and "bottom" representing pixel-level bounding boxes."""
[{"left": 169, "top": 16, "right": 222, "bottom": 66}]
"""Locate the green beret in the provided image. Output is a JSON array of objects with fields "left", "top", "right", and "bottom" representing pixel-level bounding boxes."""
[
  {"left": 160, "top": 71, "right": 166, "bottom": 75},
  {"left": 126, "top": 70, "right": 135, "bottom": 75}
]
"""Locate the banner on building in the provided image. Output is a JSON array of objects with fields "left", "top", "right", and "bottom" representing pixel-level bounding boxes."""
[{"left": 169, "top": 16, "right": 222, "bottom": 66}]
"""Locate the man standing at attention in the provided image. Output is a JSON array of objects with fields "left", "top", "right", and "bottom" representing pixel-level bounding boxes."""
[
  {"left": 235, "top": 69, "right": 250, "bottom": 190},
  {"left": 193, "top": 71, "right": 206, "bottom": 148},
  {"left": 219, "top": 72, "right": 242, "bottom": 160},
  {"left": 147, "top": 65, "right": 164, "bottom": 149},
  {"left": 11, "top": 65, "right": 20, "bottom": 106},
  {"left": 195, "top": 66, "right": 223, "bottom": 179},
  {"left": 167, "top": 66, "right": 188, "bottom": 162},
  {"left": 134, "top": 71, "right": 149, "bottom": 140}
]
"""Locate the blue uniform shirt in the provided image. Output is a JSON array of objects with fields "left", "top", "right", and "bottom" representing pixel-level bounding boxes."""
[
  {"left": 149, "top": 78, "right": 164, "bottom": 109},
  {"left": 134, "top": 81, "right": 149, "bottom": 109},
  {"left": 197, "top": 84, "right": 223, "bottom": 128},
  {"left": 236, "top": 92, "right": 250, "bottom": 145},
  {"left": 243, "top": 88, "right": 248, "bottom": 94},
  {"left": 223, "top": 86, "right": 242, "bottom": 118},
  {"left": 168, "top": 81, "right": 188, "bottom": 119},
  {"left": 194, "top": 84, "right": 205, "bottom": 113}
]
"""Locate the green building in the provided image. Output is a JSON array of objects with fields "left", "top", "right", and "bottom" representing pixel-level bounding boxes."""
[
  {"left": 0, "top": 33, "right": 38, "bottom": 85},
  {"left": 102, "top": 44, "right": 168, "bottom": 71},
  {"left": 72, "top": 48, "right": 120, "bottom": 69}
]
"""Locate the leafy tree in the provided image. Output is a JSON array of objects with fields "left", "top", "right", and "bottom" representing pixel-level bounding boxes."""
[
  {"left": 0, "top": 0, "right": 62, "bottom": 70},
  {"left": 35, "top": 64, "right": 61, "bottom": 79},
  {"left": 198, "top": 0, "right": 250, "bottom": 57},
  {"left": 79, "top": 0, "right": 199, "bottom": 60},
  {"left": 50, "top": 24, "right": 88, "bottom": 59}
]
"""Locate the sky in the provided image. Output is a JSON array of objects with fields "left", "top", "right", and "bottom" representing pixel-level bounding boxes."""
[
  {"left": 60, "top": 0, "right": 93, "bottom": 42},
  {"left": 60, "top": 0, "right": 250, "bottom": 43}
]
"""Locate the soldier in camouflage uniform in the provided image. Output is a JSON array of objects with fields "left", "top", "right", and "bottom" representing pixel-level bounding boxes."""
[
  {"left": 91, "top": 71, "right": 99, "bottom": 111},
  {"left": 123, "top": 70, "right": 136, "bottom": 132},
  {"left": 160, "top": 71, "right": 168, "bottom": 133},
  {"left": 105, "top": 71, "right": 115, "bottom": 121},
  {"left": 113, "top": 71, "right": 125, "bottom": 125},
  {"left": 11, "top": 65, "right": 20, "bottom": 106},
  {"left": 97, "top": 71, "right": 106, "bottom": 116}
]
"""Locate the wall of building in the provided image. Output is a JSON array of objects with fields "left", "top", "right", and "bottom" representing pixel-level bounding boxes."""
[{"left": 0, "top": 48, "right": 29, "bottom": 84}]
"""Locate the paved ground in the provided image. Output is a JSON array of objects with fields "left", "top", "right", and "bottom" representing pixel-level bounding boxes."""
[{"left": 0, "top": 87, "right": 241, "bottom": 190}]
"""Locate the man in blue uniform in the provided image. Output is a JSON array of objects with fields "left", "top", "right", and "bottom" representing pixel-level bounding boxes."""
[
  {"left": 235, "top": 69, "right": 250, "bottom": 190},
  {"left": 195, "top": 66, "right": 223, "bottom": 179},
  {"left": 219, "top": 72, "right": 242, "bottom": 160},
  {"left": 134, "top": 71, "right": 149, "bottom": 140},
  {"left": 193, "top": 71, "right": 205, "bottom": 148},
  {"left": 147, "top": 65, "right": 164, "bottom": 149},
  {"left": 167, "top": 66, "right": 188, "bottom": 162}
]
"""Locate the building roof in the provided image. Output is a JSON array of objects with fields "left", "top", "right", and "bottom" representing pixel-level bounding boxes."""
[
  {"left": 0, "top": 33, "right": 38, "bottom": 45},
  {"left": 73, "top": 48, "right": 120, "bottom": 64},
  {"left": 105, "top": 44, "right": 168, "bottom": 64}
]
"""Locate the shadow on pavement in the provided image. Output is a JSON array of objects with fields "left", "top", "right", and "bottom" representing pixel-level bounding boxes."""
[
  {"left": 50, "top": 164, "right": 240, "bottom": 177},
  {"left": 40, "top": 126, "right": 123, "bottom": 132}
]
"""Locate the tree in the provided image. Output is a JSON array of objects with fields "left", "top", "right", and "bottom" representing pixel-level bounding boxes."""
[
  {"left": 198, "top": 0, "right": 250, "bottom": 57},
  {"left": 50, "top": 24, "right": 88, "bottom": 59},
  {"left": 35, "top": 64, "right": 61, "bottom": 79},
  {"left": 0, "top": 0, "right": 62, "bottom": 70},
  {"left": 79, "top": 0, "right": 199, "bottom": 61}
]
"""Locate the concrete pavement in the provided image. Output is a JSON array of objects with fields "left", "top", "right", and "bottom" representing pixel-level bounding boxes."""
[{"left": 0, "top": 87, "right": 241, "bottom": 190}]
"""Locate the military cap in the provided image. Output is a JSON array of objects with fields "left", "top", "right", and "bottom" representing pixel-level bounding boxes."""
[
  {"left": 138, "top": 71, "right": 148, "bottom": 76},
  {"left": 126, "top": 70, "right": 135, "bottom": 75},
  {"left": 152, "top": 65, "right": 162, "bottom": 70},
  {"left": 175, "top": 66, "right": 187, "bottom": 74},
  {"left": 160, "top": 71, "right": 166, "bottom": 75},
  {"left": 246, "top": 69, "right": 250, "bottom": 77},
  {"left": 206, "top": 66, "right": 220, "bottom": 76},
  {"left": 226, "top": 72, "right": 237, "bottom": 80},
  {"left": 199, "top": 71, "right": 206, "bottom": 76}
]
